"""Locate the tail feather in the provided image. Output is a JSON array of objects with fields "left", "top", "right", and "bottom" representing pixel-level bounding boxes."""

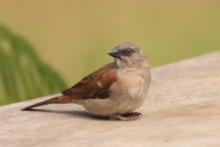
[{"left": 22, "top": 96, "right": 72, "bottom": 111}]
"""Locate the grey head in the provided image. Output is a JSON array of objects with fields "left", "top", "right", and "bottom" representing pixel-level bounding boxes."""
[{"left": 108, "top": 42, "right": 147, "bottom": 68}]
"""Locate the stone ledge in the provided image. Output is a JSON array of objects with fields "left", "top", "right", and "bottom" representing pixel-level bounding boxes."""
[{"left": 0, "top": 52, "right": 220, "bottom": 147}]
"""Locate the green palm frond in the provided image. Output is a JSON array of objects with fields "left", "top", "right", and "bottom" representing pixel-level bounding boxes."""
[{"left": 0, "top": 25, "right": 66, "bottom": 105}]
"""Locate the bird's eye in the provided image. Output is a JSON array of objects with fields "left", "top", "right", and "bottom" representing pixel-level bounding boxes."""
[{"left": 120, "top": 49, "right": 134, "bottom": 56}]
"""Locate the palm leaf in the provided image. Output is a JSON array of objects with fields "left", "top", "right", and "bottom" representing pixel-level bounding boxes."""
[{"left": 0, "top": 25, "right": 66, "bottom": 105}]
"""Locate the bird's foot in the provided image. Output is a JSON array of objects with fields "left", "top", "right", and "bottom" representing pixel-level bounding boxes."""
[{"left": 109, "top": 112, "right": 142, "bottom": 121}]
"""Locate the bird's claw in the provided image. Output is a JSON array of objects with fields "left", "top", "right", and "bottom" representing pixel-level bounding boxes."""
[{"left": 109, "top": 112, "right": 142, "bottom": 121}]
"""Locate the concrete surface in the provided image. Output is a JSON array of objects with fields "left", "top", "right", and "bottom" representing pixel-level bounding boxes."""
[{"left": 0, "top": 52, "right": 220, "bottom": 147}]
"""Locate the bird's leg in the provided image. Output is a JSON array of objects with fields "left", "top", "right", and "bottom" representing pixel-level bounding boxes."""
[{"left": 109, "top": 112, "right": 142, "bottom": 121}]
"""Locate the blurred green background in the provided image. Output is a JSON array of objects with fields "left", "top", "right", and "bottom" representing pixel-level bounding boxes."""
[{"left": 0, "top": 0, "right": 220, "bottom": 106}]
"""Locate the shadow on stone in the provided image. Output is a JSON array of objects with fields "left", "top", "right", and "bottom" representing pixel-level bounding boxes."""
[{"left": 23, "top": 108, "right": 110, "bottom": 121}]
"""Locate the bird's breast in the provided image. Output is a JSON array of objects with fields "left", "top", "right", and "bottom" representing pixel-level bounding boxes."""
[
  {"left": 116, "top": 68, "right": 150, "bottom": 95},
  {"left": 110, "top": 67, "right": 151, "bottom": 112}
]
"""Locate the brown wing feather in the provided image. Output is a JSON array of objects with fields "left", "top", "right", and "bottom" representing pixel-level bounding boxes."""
[{"left": 62, "top": 63, "right": 117, "bottom": 99}]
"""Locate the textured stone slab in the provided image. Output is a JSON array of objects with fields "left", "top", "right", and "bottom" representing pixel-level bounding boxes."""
[{"left": 0, "top": 52, "right": 220, "bottom": 147}]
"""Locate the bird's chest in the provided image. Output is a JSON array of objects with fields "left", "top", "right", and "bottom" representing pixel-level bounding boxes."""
[{"left": 112, "top": 68, "right": 149, "bottom": 105}]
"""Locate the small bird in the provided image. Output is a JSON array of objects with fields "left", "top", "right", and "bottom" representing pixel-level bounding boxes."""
[{"left": 23, "top": 42, "right": 151, "bottom": 121}]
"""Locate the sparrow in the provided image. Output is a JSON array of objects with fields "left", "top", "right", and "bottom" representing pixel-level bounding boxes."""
[{"left": 23, "top": 42, "right": 151, "bottom": 121}]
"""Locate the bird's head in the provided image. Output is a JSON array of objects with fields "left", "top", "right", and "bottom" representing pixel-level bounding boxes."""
[{"left": 108, "top": 42, "right": 147, "bottom": 68}]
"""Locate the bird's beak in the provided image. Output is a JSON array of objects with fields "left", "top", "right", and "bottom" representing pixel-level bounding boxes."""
[{"left": 107, "top": 48, "right": 121, "bottom": 58}]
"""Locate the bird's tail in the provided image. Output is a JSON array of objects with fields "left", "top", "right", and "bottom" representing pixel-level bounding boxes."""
[{"left": 22, "top": 95, "right": 72, "bottom": 111}]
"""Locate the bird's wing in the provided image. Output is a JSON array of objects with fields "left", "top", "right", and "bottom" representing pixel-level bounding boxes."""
[{"left": 62, "top": 63, "right": 117, "bottom": 99}]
